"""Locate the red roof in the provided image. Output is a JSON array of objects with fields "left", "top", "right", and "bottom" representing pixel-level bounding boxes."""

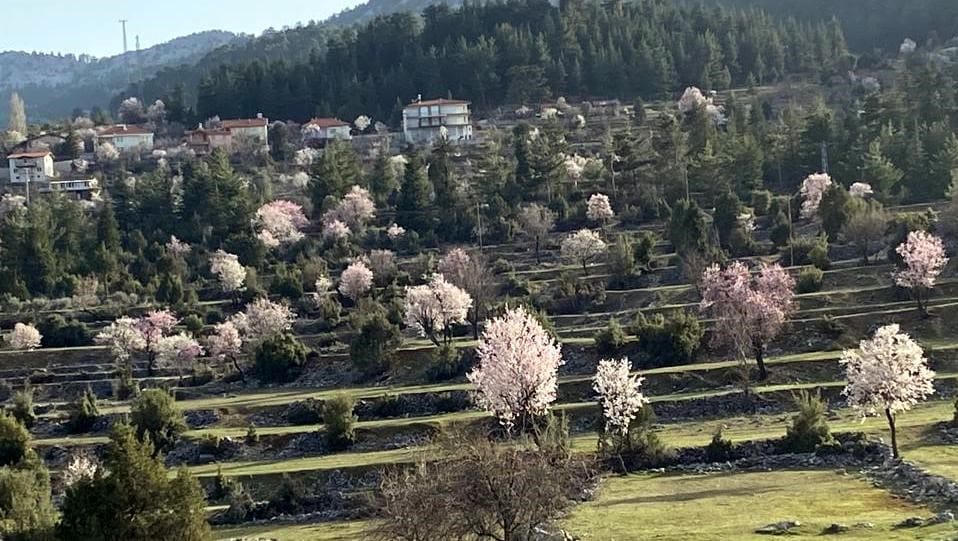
[
  {"left": 98, "top": 125, "right": 153, "bottom": 136},
  {"left": 405, "top": 98, "right": 470, "bottom": 108},
  {"left": 221, "top": 118, "right": 268, "bottom": 128},
  {"left": 305, "top": 117, "right": 350, "bottom": 128},
  {"left": 8, "top": 150, "right": 51, "bottom": 159}
]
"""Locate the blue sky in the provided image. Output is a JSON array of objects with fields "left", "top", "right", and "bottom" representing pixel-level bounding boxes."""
[{"left": 1, "top": 0, "right": 366, "bottom": 57}]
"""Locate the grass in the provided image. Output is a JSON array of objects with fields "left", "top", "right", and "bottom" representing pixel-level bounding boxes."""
[
  {"left": 562, "top": 470, "right": 958, "bottom": 540},
  {"left": 213, "top": 520, "right": 371, "bottom": 541}
]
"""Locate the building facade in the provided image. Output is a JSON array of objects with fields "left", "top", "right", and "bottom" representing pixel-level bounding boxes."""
[
  {"left": 402, "top": 98, "right": 473, "bottom": 145},
  {"left": 185, "top": 127, "right": 234, "bottom": 155},
  {"left": 220, "top": 115, "right": 269, "bottom": 143},
  {"left": 96, "top": 125, "right": 155, "bottom": 152},
  {"left": 303, "top": 118, "right": 352, "bottom": 143},
  {"left": 39, "top": 178, "right": 99, "bottom": 200},
  {"left": 8, "top": 150, "right": 55, "bottom": 184}
]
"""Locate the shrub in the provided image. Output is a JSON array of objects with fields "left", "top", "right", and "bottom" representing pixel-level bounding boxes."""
[
  {"left": 594, "top": 319, "right": 627, "bottom": 355},
  {"left": 350, "top": 312, "right": 402, "bottom": 378},
  {"left": 786, "top": 235, "right": 829, "bottom": 269},
  {"left": 224, "top": 483, "right": 254, "bottom": 523},
  {"left": 181, "top": 314, "right": 204, "bottom": 335},
  {"left": 0, "top": 412, "right": 30, "bottom": 467},
  {"left": 129, "top": 389, "right": 187, "bottom": 454},
  {"left": 633, "top": 231, "right": 658, "bottom": 270},
  {"left": 705, "top": 427, "right": 734, "bottom": 462},
  {"left": 751, "top": 190, "right": 772, "bottom": 216},
  {"left": 267, "top": 474, "right": 306, "bottom": 515},
  {"left": 245, "top": 425, "right": 259, "bottom": 445},
  {"left": 9, "top": 387, "right": 35, "bottom": 429},
  {"left": 66, "top": 388, "right": 99, "bottom": 434},
  {"left": 795, "top": 266, "right": 824, "bottom": 294},
  {"left": 0, "top": 459, "right": 56, "bottom": 539},
  {"left": 285, "top": 399, "right": 323, "bottom": 425},
  {"left": 632, "top": 311, "right": 702, "bottom": 366},
  {"left": 37, "top": 315, "right": 92, "bottom": 348},
  {"left": 607, "top": 236, "right": 636, "bottom": 280},
  {"left": 254, "top": 333, "right": 309, "bottom": 383},
  {"left": 270, "top": 267, "right": 304, "bottom": 301},
  {"left": 782, "top": 391, "right": 832, "bottom": 453},
  {"left": 209, "top": 466, "right": 236, "bottom": 502},
  {"left": 769, "top": 211, "right": 791, "bottom": 247},
  {"left": 599, "top": 405, "right": 670, "bottom": 470},
  {"left": 323, "top": 394, "right": 357, "bottom": 451},
  {"left": 428, "top": 344, "right": 465, "bottom": 382},
  {"left": 204, "top": 308, "right": 224, "bottom": 325}
]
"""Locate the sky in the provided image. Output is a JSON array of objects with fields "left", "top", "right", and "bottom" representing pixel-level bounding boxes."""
[{"left": 0, "top": 0, "right": 366, "bottom": 58}]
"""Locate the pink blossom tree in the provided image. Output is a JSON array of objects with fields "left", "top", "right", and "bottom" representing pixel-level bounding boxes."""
[
  {"left": 593, "top": 358, "right": 648, "bottom": 437},
  {"left": 207, "top": 321, "right": 245, "bottom": 381},
  {"left": 561, "top": 229, "right": 607, "bottom": 273},
  {"left": 134, "top": 310, "right": 180, "bottom": 376},
  {"left": 800, "top": 173, "right": 833, "bottom": 219},
  {"left": 339, "top": 261, "right": 374, "bottom": 301},
  {"left": 403, "top": 274, "right": 472, "bottom": 347},
  {"left": 700, "top": 262, "right": 796, "bottom": 381},
  {"left": 95, "top": 317, "right": 145, "bottom": 363},
  {"left": 586, "top": 193, "right": 615, "bottom": 225},
  {"left": 209, "top": 250, "right": 246, "bottom": 293},
  {"left": 157, "top": 332, "right": 204, "bottom": 383},
  {"left": 9, "top": 323, "right": 41, "bottom": 350},
  {"left": 255, "top": 200, "right": 308, "bottom": 248},
  {"left": 468, "top": 306, "right": 564, "bottom": 432},
  {"left": 336, "top": 185, "right": 376, "bottom": 231},
  {"left": 322, "top": 219, "right": 351, "bottom": 242},
  {"left": 678, "top": 86, "right": 708, "bottom": 114},
  {"left": 894, "top": 231, "right": 949, "bottom": 315},
  {"left": 841, "top": 324, "right": 935, "bottom": 457}
]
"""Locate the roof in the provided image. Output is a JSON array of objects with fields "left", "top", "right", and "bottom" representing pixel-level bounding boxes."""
[
  {"left": 98, "top": 125, "right": 153, "bottom": 136},
  {"left": 7, "top": 150, "right": 51, "bottom": 159},
  {"left": 221, "top": 118, "right": 268, "bottom": 128},
  {"left": 305, "top": 117, "right": 350, "bottom": 128},
  {"left": 405, "top": 98, "right": 471, "bottom": 109}
]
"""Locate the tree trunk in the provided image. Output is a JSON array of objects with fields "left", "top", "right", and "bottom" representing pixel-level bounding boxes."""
[
  {"left": 535, "top": 237, "right": 541, "bottom": 265},
  {"left": 885, "top": 408, "right": 899, "bottom": 458},
  {"left": 231, "top": 356, "right": 246, "bottom": 383},
  {"left": 754, "top": 344, "right": 768, "bottom": 381},
  {"left": 147, "top": 352, "right": 155, "bottom": 377},
  {"left": 917, "top": 289, "right": 928, "bottom": 318}
]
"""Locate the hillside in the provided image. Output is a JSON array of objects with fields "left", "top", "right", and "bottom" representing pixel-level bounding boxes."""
[{"left": 0, "top": 30, "right": 242, "bottom": 123}]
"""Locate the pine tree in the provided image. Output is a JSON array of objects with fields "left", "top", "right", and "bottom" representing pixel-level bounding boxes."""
[
  {"left": 396, "top": 154, "right": 434, "bottom": 237},
  {"left": 7, "top": 93, "right": 26, "bottom": 135}
]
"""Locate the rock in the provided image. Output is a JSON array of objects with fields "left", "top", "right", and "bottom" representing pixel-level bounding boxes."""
[
  {"left": 927, "top": 510, "right": 955, "bottom": 524},
  {"left": 852, "top": 522, "right": 874, "bottom": 529},
  {"left": 755, "top": 520, "right": 801, "bottom": 535},
  {"left": 822, "top": 523, "right": 849, "bottom": 534},
  {"left": 894, "top": 517, "right": 924, "bottom": 528}
]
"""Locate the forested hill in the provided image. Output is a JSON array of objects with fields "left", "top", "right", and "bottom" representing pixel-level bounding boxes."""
[
  {"left": 144, "top": 0, "right": 848, "bottom": 125},
  {"left": 700, "top": 0, "right": 958, "bottom": 52}
]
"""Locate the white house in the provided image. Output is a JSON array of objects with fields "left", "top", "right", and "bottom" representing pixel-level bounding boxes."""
[
  {"left": 303, "top": 118, "right": 352, "bottom": 143},
  {"left": 221, "top": 115, "right": 269, "bottom": 144},
  {"left": 96, "top": 125, "right": 155, "bottom": 152},
  {"left": 402, "top": 97, "right": 473, "bottom": 145},
  {"left": 39, "top": 178, "right": 100, "bottom": 201},
  {"left": 8, "top": 150, "right": 55, "bottom": 184}
]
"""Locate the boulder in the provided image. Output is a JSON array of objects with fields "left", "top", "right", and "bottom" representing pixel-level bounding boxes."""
[{"left": 755, "top": 520, "right": 801, "bottom": 535}]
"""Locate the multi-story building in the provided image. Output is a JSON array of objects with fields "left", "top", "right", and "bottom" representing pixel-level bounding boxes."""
[
  {"left": 402, "top": 97, "right": 473, "bottom": 145},
  {"left": 184, "top": 126, "right": 234, "bottom": 155},
  {"left": 8, "top": 150, "right": 55, "bottom": 184},
  {"left": 220, "top": 115, "right": 269, "bottom": 144},
  {"left": 95, "top": 125, "right": 155, "bottom": 152},
  {"left": 303, "top": 118, "right": 352, "bottom": 144},
  {"left": 39, "top": 178, "right": 100, "bottom": 200}
]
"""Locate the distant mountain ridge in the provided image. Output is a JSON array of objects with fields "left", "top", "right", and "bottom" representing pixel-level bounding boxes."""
[
  {"left": 326, "top": 0, "right": 466, "bottom": 27},
  {"left": 1, "top": 30, "right": 243, "bottom": 123}
]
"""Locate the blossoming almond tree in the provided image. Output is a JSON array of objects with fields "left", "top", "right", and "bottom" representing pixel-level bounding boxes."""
[
  {"left": 324, "top": 185, "right": 376, "bottom": 231},
  {"left": 468, "top": 306, "right": 563, "bottom": 432},
  {"left": 230, "top": 298, "right": 295, "bottom": 346},
  {"left": 255, "top": 200, "right": 308, "bottom": 248},
  {"left": 134, "top": 310, "right": 179, "bottom": 377},
  {"left": 437, "top": 248, "right": 471, "bottom": 285},
  {"left": 9, "top": 322, "right": 41, "bottom": 350},
  {"left": 207, "top": 321, "right": 245, "bottom": 381},
  {"left": 403, "top": 274, "right": 472, "bottom": 347},
  {"left": 700, "top": 262, "right": 796, "bottom": 381},
  {"left": 593, "top": 358, "right": 648, "bottom": 437},
  {"left": 800, "top": 173, "right": 834, "bottom": 219},
  {"left": 586, "top": 193, "right": 614, "bottom": 225},
  {"left": 894, "top": 230, "right": 948, "bottom": 315},
  {"left": 849, "top": 182, "right": 874, "bottom": 198},
  {"left": 561, "top": 229, "right": 607, "bottom": 273},
  {"left": 157, "top": 332, "right": 204, "bottom": 383},
  {"left": 339, "top": 261, "right": 374, "bottom": 301},
  {"left": 841, "top": 324, "right": 935, "bottom": 457},
  {"left": 209, "top": 250, "right": 246, "bottom": 293},
  {"left": 386, "top": 223, "right": 406, "bottom": 240},
  {"left": 322, "top": 219, "right": 351, "bottom": 241},
  {"left": 517, "top": 204, "right": 555, "bottom": 265}
]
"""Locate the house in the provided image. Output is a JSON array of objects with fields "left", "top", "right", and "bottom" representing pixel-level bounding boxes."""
[
  {"left": 39, "top": 178, "right": 100, "bottom": 201},
  {"left": 8, "top": 150, "right": 55, "bottom": 185},
  {"left": 402, "top": 97, "right": 473, "bottom": 145},
  {"left": 96, "top": 125, "right": 155, "bottom": 152},
  {"left": 220, "top": 114, "right": 269, "bottom": 144},
  {"left": 185, "top": 126, "right": 234, "bottom": 155},
  {"left": 303, "top": 118, "right": 352, "bottom": 143}
]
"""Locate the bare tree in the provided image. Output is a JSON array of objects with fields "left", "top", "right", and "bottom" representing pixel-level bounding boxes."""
[
  {"left": 841, "top": 199, "right": 888, "bottom": 264},
  {"left": 517, "top": 204, "right": 555, "bottom": 265}
]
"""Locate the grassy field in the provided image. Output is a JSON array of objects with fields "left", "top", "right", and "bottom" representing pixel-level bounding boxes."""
[{"left": 213, "top": 520, "right": 371, "bottom": 540}]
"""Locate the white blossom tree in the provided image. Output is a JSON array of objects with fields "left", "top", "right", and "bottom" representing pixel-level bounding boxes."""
[
  {"left": 209, "top": 250, "right": 246, "bottom": 293},
  {"left": 800, "top": 173, "right": 834, "bottom": 219},
  {"left": 322, "top": 219, "right": 351, "bottom": 241},
  {"left": 207, "top": 321, "right": 245, "bottom": 381},
  {"left": 157, "top": 332, "right": 204, "bottom": 382},
  {"left": 9, "top": 323, "right": 41, "bottom": 350},
  {"left": 324, "top": 185, "right": 376, "bottom": 231},
  {"left": 386, "top": 223, "right": 406, "bottom": 240},
  {"left": 230, "top": 298, "right": 295, "bottom": 346},
  {"left": 894, "top": 231, "right": 949, "bottom": 315},
  {"left": 403, "top": 274, "right": 472, "bottom": 347},
  {"left": 593, "top": 358, "right": 648, "bottom": 437},
  {"left": 255, "top": 200, "right": 308, "bottom": 248},
  {"left": 354, "top": 115, "right": 372, "bottom": 132},
  {"left": 849, "top": 182, "right": 874, "bottom": 198},
  {"left": 561, "top": 229, "right": 607, "bottom": 273},
  {"left": 96, "top": 142, "right": 120, "bottom": 163},
  {"left": 586, "top": 193, "right": 615, "bottom": 225},
  {"left": 841, "top": 324, "right": 935, "bottom": 457},
  {"left": 165, "top": 236, "right": 191, "bottom": 258},
  {"left": 468, "top": 306, "right": 564, "bottom": 431},
  {"left": 339, "top": 261, "right": 374, "bottom": 301},
  {"left": 438, "top": 248, "right": 471, "bottom": 285}
]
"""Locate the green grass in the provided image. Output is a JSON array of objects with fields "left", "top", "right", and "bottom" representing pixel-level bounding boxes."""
[
  {"left": 562, "top": 470, "right": 957, "bottom": 540},
  {"left": 213, "top": 520, "right": 371, "bottom": 541}
]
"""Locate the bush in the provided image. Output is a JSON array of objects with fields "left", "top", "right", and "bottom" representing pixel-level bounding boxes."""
[
  {"left": 270, "top": 267, "right": 304, "bottom": 301},
  {"left": 607, "top": 236, "right": 636, "bottom": 280},
  {"left": 245, "top": 425, "right": 259, "bottom": 445},
  {"left": 37, "top": 315, "right": 92, "bottom": 348},
  {"left": 323, "top": 394, "right": 357, "bottom": 451},
  {"left": 594, "top": 319, "right": 627, "bottom": 355},
  {"left": 0, "top": 460, "right": 56, "bottom": 539},
  {"left": 204, "top": 308, "right": 224, "bottom": 325},
  {"left": 599, "top": 405, "right": 670, "bottom": 470},
  {"left": 428, "top": 344, "right": 465, "bottom": 382},
  {"left": 224, "top": 483, "right": 254, "bottom": 523},
  {"left": 751, "top": 190, "right": 772, "bottom": 216},
  {"left": 0, "top": 412, "right": 30, "bottom": 467},
  {"left": 795, "top": 266, "right": 824, "bottom": 294},
  {"left": 350, "top": 312, "right": 402, "bottom": 378},
  {"left": 769, "top": 211, "right": 791, "bottom": 247},
  {"left": 9, "top": 387, "right": 35, "bottom": 429},
  {"left": 705, "top": 427, "right": 734, "bottom": 462},
  {"left": 632, "top": 311, "right": 702, "bottom": 367},
  {"left": 209, "top": 466, "right": 236, "bottom": 502},
  {"left": 633, "top": 231, "right": 657, "bottom": 270},
  {"left": 129, "top": 389, "right": 187, "bottom": 454},
  {"left": 782, "top": 391, "right": 832, "bottom": 453},
  {"left": 285, "top": 398, "right": 323, "bottom": 425},
  {"left": 254, "top": 333, "right": 309, "bottom": 384},
  {"left": 66, "top": 387, "right": 99, "bottom": 434},
  {"left": 181, "top": 314, "right": 204, "bottom": 335},
  {"left": 786, "top": 235, "right": 829, "bottom": 269}
]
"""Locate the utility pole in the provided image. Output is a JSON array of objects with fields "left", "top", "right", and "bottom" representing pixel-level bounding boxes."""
[{"left": 119, "top": 20, "right": 128, "bottom": 53}]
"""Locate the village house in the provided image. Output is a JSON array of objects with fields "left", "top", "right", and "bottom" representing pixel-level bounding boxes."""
[
  {"left": 184, "top": 126, "right": 234, "bottom": 155},
  {"left": 95, "top": 124, "right": 155, "bottom": 152},
  {"left": 39, "top": 178, "right": 100, "bottom": 201},
  {"left": 220, "top": 114, "right": 269, "bottom": 144},
  {"left": 8, "top": 150, "right": 55, "bottom": 185},
  {"left": 303, "top": 118, "right": 352, "bottom": 144},
  {"left": 402, "top": 97, "right": 473, "bottom": 145}
]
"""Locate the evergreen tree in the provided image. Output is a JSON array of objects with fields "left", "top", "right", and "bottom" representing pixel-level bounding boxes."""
[{"left": 396, "top": 154, "right": 434, "bottom": 237}]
